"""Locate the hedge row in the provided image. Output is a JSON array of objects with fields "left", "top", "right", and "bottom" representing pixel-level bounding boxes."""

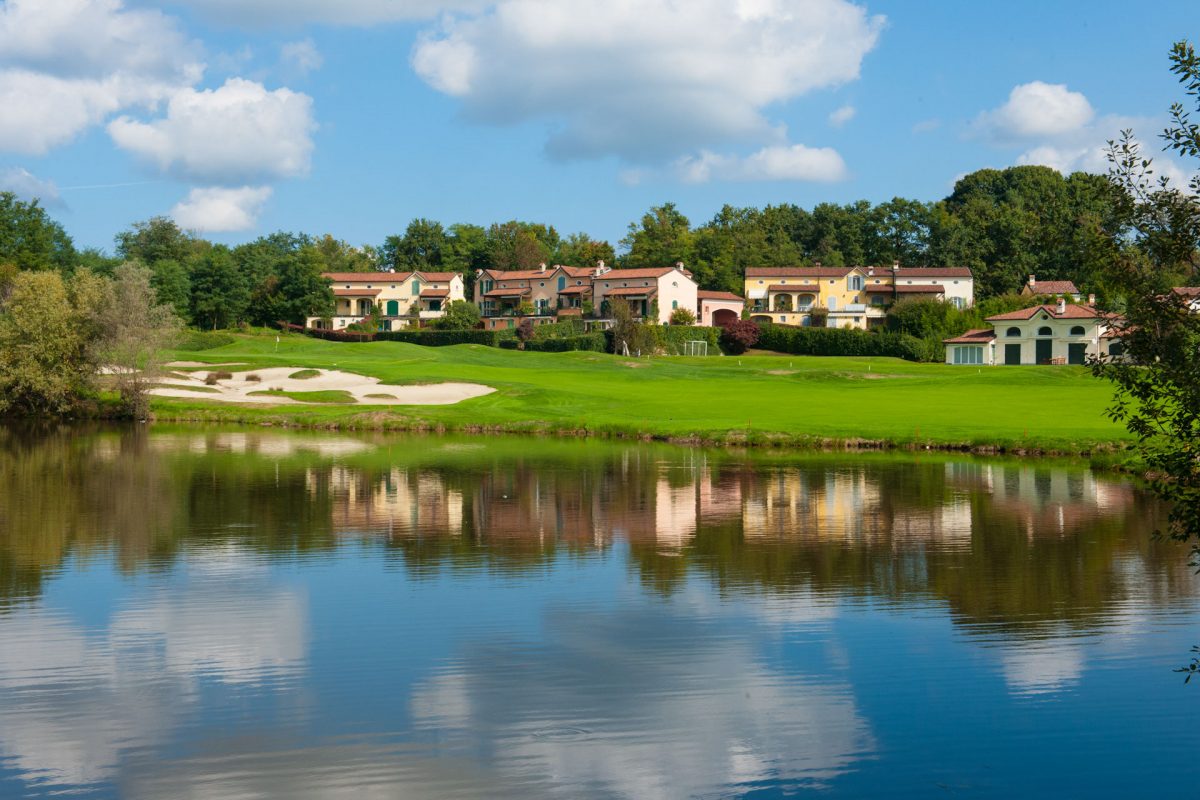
[
  {"left": 374, "top": 329, "right": 513, "bottom": 346},
  {"left": 756, "top": 324, "right": 927, "bottom": 361},
  {"left": 498, "top": 333, "right": 607, "bottom": 352}
]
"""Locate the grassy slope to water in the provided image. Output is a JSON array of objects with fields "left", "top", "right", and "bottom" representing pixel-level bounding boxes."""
[{"left": 154, "top": 333, "right": 1131, "bottom": 453}]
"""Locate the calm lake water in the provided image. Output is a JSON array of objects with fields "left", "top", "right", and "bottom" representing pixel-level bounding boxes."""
[{"left": 0, "top": 426, "right": 1196, "bottom": 799}]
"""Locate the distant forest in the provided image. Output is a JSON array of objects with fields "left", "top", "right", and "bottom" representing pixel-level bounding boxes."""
[{"left": 0, "top": 165, "right": 1142, "bottom": 328}]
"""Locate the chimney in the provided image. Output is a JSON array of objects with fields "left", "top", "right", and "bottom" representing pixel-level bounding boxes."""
[
  {"left": 867, "top": 266, "right": 875, "bottom": 277},
  {"left": 597, "top": 259, "right": 605, "bottom": 270},
  {"left": 675, "top": 261, "right": 684, "bottom": 271},
  {"left": 1057, "top": 298, "right": 1066, "bottom": 315},
  {"left": 1029, "top": 274, "right": 1036, "bottom": 288},
  {"left": 539, "top": 263, "right": 547, "bottom": 272},
  {"left": 1088, "top": 293, "right": 1096, "bottom": 306},
  {"left": 814, "top": 261, "right": 822, "bottom": 268},
  {"left": 892, "top": 260, "right": 900, "bottom": 270}
]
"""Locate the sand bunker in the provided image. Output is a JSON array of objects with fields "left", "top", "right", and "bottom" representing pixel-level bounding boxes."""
[{"left": 151, "top": 367, "right": 494, "bottom": 406}]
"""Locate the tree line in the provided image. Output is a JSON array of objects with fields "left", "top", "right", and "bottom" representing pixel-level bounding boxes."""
[{"left": 0, "top": 162, "right": 1143, "bottom": 336}]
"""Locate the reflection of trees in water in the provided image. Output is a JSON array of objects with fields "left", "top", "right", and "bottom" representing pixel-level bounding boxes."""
[
  {"left": 0, "top": 427, "right": 336, "bottom": 611},
  {"left": 1, "top": 429, "right": 1192, "bottom": 637}
]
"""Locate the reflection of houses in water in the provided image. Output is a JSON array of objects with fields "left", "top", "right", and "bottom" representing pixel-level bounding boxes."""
[
  {"left": 310, "top": 466, "right": 463, "bottom": 536},
  {"left": 470, "top": 469, "right": 604, "bottom": 547},
  {"left": 943, "top": 462, "right": 1132, "bottom": 537},
  {"left": 742, "top": 469, "right": 886, "bottom": 541}
]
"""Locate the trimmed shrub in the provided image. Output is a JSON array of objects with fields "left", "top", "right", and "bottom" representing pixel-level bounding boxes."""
[
  {"left": 374, "top": 329, "right": 509, "bottom": 346},
  {"left": 524, "top": 333, "right": 607, "bottom": 352},
  {"left": 756, "top": 324, "right": 927, "bottom": 361},
  {"left": 653, "top": 325, "right": 721, "bottom": 355}
]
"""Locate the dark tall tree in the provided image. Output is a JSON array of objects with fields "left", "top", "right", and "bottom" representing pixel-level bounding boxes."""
[
  {"left": 189, "top": 246, "right": 249, "bottom": 330},
  {"left": 114, "top": 217, "right": 194, "bottom": 266},
  {"left": 620, "top": 202, "right": 695, "bottom": 270},
  {"left": 0, "top": 192, "right": 76, "bottom": 273}
]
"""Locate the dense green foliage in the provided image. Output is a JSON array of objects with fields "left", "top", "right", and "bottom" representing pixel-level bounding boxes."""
[
  {"left": 0, "top": 192, "right": 75, "bottom": 273},
  {"left": 432, "top": 299, "right": 482, "bottom": 330},
  {"left": 1094, "top": 40, "right": 1200, "bottom": 575}
]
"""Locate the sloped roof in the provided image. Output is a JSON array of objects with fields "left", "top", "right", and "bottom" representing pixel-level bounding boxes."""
[
  {"left": 746, "top": 267, "right": 851, "bottom": 278},
  {"left": 332, "top": 287, "right": 382, "bottom": 297},
  {"left": 943, "top": 328, "right": 996, "bottom": 344},
  {"left": 1025, "top": 279, "right": 1080, "bottom": 295},
  {"left": 894, "top": 284, "right": 946, "bottom": 293},
  {"left": 1173, "top": 286, "right": 1200, "bottom": 298},
  {"left": 324, "top": 272, "right": 407, "bottom": 283},
  {"left": 697, "top": 290, "right": 745, "bottom": 301},
  {"left": 483, "top": 287, "right": 531, "bottom": 297},
  {"left": 419, "top": 288, "right": 449, "bottom": 298},
  {"left": 746, "top": 266, "right": 972, "bottom": 279},
  {"left": 596, "top": 266, "right": 693, "bottom": 279},
  {"left": 768, "top": 283, "right": 820, "bottom": 293},
  {"left": 986, "top": 303, "right": 1100, "bottom": 321},
  {"left": 414, "top": 271, "right": 458, "bottom": 282}
]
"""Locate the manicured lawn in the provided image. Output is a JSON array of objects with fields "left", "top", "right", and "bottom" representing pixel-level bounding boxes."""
[
  {"left": 247, "top": 389, "right": 358, "bottom": 404},
  {"left": 156, "top": 333, "right": 1131, "bottom": 450}
]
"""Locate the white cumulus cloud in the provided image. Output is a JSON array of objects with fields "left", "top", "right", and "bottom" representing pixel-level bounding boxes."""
[
  {"left": 161, "top": 0, "right": 489, "bottom": 26},
  {"left": 829, "top": 104, "right": 856, "bottom": 127},
  {"left": 974, "top": 80, "right": 1094, "bottom": 140},
  {"left": 109, "top": 78, "right": 315, "bottom": 184},
  {"left": 678, "top": 143, "right": 848, "bottom": 184},
  {"left": 280, "top": 38, "right": 323, "bottom": 76},
  {"left": 411, "top": 0, "right": 885, "bottom": 162},
  {"left": 0, "top": 167, "right": 61, "bottom": 205},
  {"left": 0, "top": 0, "right": 203, "bottom": 154},
  {"left": 170, "top": 185, "right": 273, "bottom": 231}
]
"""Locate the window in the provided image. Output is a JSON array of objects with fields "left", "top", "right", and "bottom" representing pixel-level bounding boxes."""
[
  {"left": 1109, "top": 341, "right": 1125, "bottom": 356},
  {"left": 1006, "top": 327, "right": 1021, "bottom": 337},
  {"left": 797, "top": 294, "right": 814, "bottom": 309},
  {"left": 412, "top": 280, "right": 421, "bottom": 295},
  {"left": 951, "top": 297, "right": 965, "bottom": 309},
  {"left": 871, "top": 295, "right": 885, "bottom": 306},
  {"left": 672, "top": 300, "right": 678, "bottom": 309},
  {"left": 1070, "top": 325, "right": 1086, "bottom": 336},
  {"left": 848, "top": 275, "right": 863, "bottom": 290},
  {"left": 1037, "top": 326, "right": 1052, "bottom": 337},
  {"left": 954, "top": 346, "right": 984, "bottom": 365},
  {"left": 557, "top": 277, "right": 566, "bottom": 291}
]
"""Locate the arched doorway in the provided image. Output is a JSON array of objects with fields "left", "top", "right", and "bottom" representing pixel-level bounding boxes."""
[{"left": 712, "top": 308, "right": 738, "bottom": 327}]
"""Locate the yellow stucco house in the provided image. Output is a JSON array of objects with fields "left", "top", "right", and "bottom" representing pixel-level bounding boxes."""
[
  {"left": 307, "top": 271, "right": 465, "bottom": 331},
  {"left": 744, "top": 264, "right": 974, "bottom": 329}
]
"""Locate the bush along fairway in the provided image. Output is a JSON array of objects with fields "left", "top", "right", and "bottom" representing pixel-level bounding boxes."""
[{"left": 153, "top": 332, "right": 1133, "bottom": 455}]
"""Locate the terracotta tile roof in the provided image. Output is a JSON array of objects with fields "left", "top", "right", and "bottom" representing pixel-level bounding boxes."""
[
  {"left": 894, "top": 284, "right": 946, "bottom": 293},
  {"left": 332, "top": 287, "right": 382, "bottom": 297},
  {"left": 557, "top": 285, "right": 592, "bottom": 295},
  {"left": 943, "top": 328, "right": 996, "bottom": 344},
  {"left": 888, "top": 267, "right": 973, "bottom": 278},
  {"left": 746, "top": 266, "right": 972, "bottom": 279},
  {"left": 415, "top": 271, "right": 459, "bottom": 282},
  {"left": 604, "top": 286, "right": 658, "bottom": 297},
  {"left": 746, "top": 267, "right": 851, "bottom": 278},
  {"left": 1173, "top": 286, "right": 1200, "bottom": 298},
  {"left": 768, "top": 283, "right": 820, "bottom": 293},
  {"left": 324, "top": 272, "right": 408, "bottom": 282},
  {"left": 483, "top": 286, "right": 531, "bottom": 297},
  {"left": 697, "top": 290, "right": 745, "bottom": 301},
  {"left": 986, "top": 303, "right": 1100, "bottom": 321},
  {"left": 419, "top": 288, "right": 449, "bottom": 298},
  {"left": 558, "top": 265, "right": 597, "bottom": 278},
  {"left": 1025, "top": 279, "right": 1080, "bottom": 295},
  {"left": 478, "top": 268, "right": 554, "bottom": 280},
  {"left": 600, "top": 266, "right": 693, "bottom": 279}
]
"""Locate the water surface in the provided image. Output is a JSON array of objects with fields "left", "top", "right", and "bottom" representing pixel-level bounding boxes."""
[{"left": 0, "top": 427, "right": 1196, "bottom": 798}]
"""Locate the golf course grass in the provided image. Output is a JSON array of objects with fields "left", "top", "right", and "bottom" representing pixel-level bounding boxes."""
[{"left": 152, "top": 331, "right": 1135, "bottom": 456}]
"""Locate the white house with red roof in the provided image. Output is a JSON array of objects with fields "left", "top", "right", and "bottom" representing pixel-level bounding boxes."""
[
  {"left": 308, "top": 271, "right": 465, "bottom": 331},
  {"left": 592, "top": 263, "right": 699, "bottom": 324},
  {"left": 954, "top": 299, "right": 1122, "bottom": 366}
]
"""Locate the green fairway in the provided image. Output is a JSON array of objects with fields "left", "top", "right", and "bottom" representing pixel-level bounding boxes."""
[{"left": 156, "top": 332, "right": 1131, "bottom": 452}]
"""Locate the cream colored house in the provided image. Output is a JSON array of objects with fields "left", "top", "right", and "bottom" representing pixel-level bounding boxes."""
[
  {"left": 745, "top": 265, "right": 973, "bottom": 329},
  {"left": 942, "top": 328, "right": 997, "bottom": 365},
  {"left": 308, "top": 271, "right": 465, "bottom": 331},
  {"left": 981, "top": 301, "right": 1120, "bottom": 365},
  {"left": 592, "top": 264, "right": 699, "bottom": 324}
]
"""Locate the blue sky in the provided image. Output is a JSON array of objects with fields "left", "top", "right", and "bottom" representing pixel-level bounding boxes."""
[{"left": 1, "top": 0, "right": 1196, "bottom": 253}]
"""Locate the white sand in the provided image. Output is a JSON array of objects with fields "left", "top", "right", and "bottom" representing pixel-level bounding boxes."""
[{"left": 150, "top": 367, "right": 494, "bottom": 406}]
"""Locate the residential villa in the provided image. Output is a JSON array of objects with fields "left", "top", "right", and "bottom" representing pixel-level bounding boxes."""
[
  {"left": 943, "top": 299, "right": 1123, "bottom": 365},
  {"left": 307, "top": 271, "right": 465, "bottom": 331},
  {"left": 1021, "top": 275, "right": 1084, "bottom": 301},
  {"left": 744, "top": 264, "right": 974, "bottom": 329},
  {"left": 591, "top": 263, "right": 699, "bottom": 325},
  {"left": 474, "top": 264, "right": 597, "bottom": 330}
]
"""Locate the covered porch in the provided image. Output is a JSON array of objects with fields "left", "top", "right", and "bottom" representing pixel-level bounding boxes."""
[
  {"left": 601, "top": 287, "right": 657, "bottom": 319},
  {"left": 332, "top": 287, "right": 382, "bottom": 318},
  {"left": 481, "top": 286, "right": 529, "bottom": 317}
]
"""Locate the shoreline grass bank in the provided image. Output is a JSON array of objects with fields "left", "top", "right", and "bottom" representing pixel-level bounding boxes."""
[{"left": 144, "top": 332, "right": 1137, "bottom": 465}]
